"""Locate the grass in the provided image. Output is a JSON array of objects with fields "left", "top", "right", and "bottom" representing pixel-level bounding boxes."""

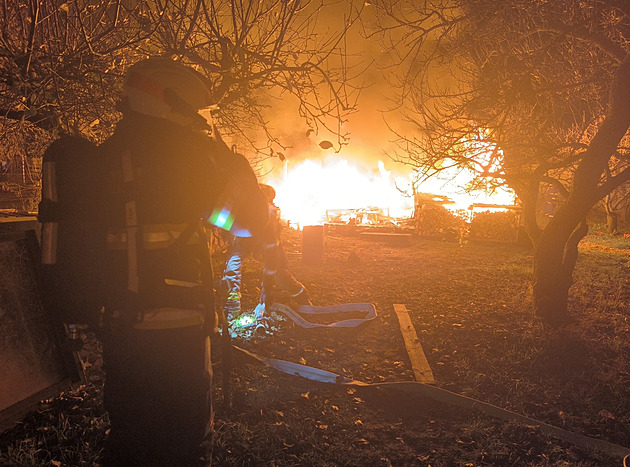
[{"left": 1, "top": 228, "right": 629, "bottom": 465}]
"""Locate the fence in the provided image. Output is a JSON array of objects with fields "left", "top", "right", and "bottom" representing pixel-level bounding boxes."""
[
  {"left": 0, "top": 216, "right": 81, "bottom": 433},
  {"left": 0, "top": 157, "right": 41, "bottom": 213}
]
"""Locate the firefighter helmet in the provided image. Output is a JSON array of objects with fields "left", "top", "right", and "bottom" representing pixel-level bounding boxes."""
[
  {"left": 259, "top": 184, "right": 276, "bottom": 203},
  {"left": 123, "top": 58, "right": 213, "bottom": 126}
]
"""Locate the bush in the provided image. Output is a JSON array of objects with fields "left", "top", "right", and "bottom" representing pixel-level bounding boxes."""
[
  {"left": 415, "top": 206, "right": 465, "bottom": 240},
  {"left": 469, "top": 210, "right": 519, "bottom": 242}
]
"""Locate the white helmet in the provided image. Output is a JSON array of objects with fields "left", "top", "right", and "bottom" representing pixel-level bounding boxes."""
[{"left": 123, "top": 58, "right": 213, "bottom": 127}]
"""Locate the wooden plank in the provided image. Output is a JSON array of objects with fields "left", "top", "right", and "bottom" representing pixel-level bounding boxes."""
[{"left": 394, "top": 304, "right": 435, "bottom": 384}]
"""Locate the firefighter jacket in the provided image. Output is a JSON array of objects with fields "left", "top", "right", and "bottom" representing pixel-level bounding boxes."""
[{"left": 99, "top": 112, "right": 268, "bottom": 328}]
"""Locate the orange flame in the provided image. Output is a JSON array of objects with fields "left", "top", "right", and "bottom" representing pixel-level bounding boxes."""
[
  {"left": 266, "top": 157, "right": 413, "bottom": 227},
  {"left": 265, "top": 156, "right": 516, "bottom": 228}
]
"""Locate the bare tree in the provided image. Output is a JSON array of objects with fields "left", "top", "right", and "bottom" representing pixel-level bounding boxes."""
[
  {"left": 0, "top": 0, "right": 153, "bottom": 209},
  {"left": 136, "top": 0, "right": 363, "bottom": 159},
  {"left": 600, "top": 159, "right": 630, "bottom": 234},
  {"left": 370, "top": 0, "right": 630, "bottom": 326},
  {"left": 0, "top": 0, "right": 361, "bottom": 152},
  {"left": 0, "top": 0, "right": 361, "bottom": 211},
  {"left": 0, "top": 0, "right": 154, "bottom": 138}
]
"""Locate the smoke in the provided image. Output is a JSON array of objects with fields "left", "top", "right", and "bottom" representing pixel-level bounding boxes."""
[{"left": 260, "top": 3, "right": 411, "bottom": 181}]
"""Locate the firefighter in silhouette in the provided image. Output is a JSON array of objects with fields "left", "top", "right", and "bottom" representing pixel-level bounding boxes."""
[
  {"left": 254, "top": 184, "right": 311, "bottom": 330},
  {"left": 99, "top": 58, "right": 268, "bottom": 466},
  {"left": 222, "top": 183, "right": 310, "bottom": 332}
]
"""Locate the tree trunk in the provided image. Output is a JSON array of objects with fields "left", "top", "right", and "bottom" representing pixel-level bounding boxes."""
[
  {"left": 532, "top": 56, "right": 630, "bottom": 327},
  {"left": 607, "top": 210, "right": 618, "bottom": 234},
  {"left": 532, "top": 219, "right": 588, "bottom": 327},
  {"left": 532, "top": 228, "right": 572, "bottom": 328}
]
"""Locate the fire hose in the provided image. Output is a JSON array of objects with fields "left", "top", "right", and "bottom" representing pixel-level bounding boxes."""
[
  {"left": 269, "top": 302, "right": 377, "bottom": 328},
  {"left": 233, "top": 345, "right": 630, "bottom": 462}
]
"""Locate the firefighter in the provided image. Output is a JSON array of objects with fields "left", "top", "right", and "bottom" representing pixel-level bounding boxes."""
[
  {"left": 221, "top": 235, "right": 251, "bottom": 320},
  {"left": 221, "top": 183, "right": 310, "bottom": 331},
  {"left": 221, "top": 184, "right": 311, "bottom": 329},
  {"left": 99, "top": 58, "right": 268, "bottom": 466},
  {"left": 254, "top": 184, "right": 311, "bottom": 330}
]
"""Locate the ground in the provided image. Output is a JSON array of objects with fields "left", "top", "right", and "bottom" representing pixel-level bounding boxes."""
[{"left": 1, "top": 227, "right": 630, "bottom": 466}]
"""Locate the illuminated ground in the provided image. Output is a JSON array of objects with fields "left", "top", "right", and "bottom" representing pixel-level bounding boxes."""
[{"left": 1, "top": 227, "right": 629, "bottom": 465}]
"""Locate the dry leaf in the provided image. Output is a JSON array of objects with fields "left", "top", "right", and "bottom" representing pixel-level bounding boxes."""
[{"left": 598, "top": 409, "right": 615, "bottom": 420}]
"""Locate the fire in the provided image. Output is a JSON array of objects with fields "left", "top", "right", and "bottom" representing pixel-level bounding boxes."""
[
  {"left": 265, "top": 155, "right": 516, "bottom": 228},
  {"left": 418, "top": 158, "right": 517, "bottom": 212},
  {"left": 266, "top": 157, "right": 413, "bottom": 228}
]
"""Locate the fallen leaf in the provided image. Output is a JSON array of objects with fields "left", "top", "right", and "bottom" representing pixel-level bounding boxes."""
[{"left": 599, "top": 409, "right": 615, "bottom": 420}]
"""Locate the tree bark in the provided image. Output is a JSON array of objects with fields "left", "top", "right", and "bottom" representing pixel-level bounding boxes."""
[
  {"left": 532, "top": 218, "right": 588, "bottom": 327},
  {"left": 531, "top": 56, "right": 630, "bottom": 327},
  {"left": 606, "top": 211, "right": 618, "bottom": 234}
]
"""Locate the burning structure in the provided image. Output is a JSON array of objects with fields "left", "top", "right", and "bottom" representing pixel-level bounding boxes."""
[{"left": 263, "top": 154, "right": 521, "bottom": 242}]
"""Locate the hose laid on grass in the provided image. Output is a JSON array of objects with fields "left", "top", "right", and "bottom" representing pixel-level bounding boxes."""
[
  {"left": 233, "top": 345, "right": 630, "bottom": 462},
  {"left": 269, "top": 303, "right": 377, "bottom": 328}
]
